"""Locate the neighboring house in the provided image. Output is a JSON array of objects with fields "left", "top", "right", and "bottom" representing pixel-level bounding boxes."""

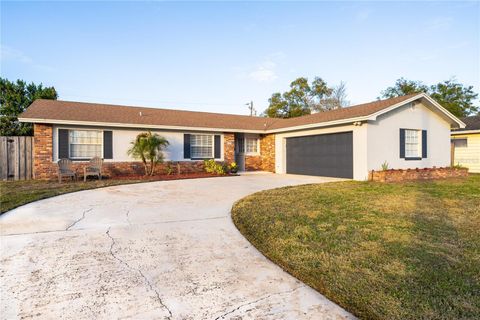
[
  {"left": 19, "top": 93, "right": 465, "bottom": 180},
  {"left": 451, "top": 115, "right": 480, "bottom": 173}
]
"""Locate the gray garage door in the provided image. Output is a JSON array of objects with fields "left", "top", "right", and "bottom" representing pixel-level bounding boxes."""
[{"left": 286, "top": 131, "right": 353, "bottom": 179}]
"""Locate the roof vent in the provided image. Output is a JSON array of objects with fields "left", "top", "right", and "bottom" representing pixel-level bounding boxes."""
[{"left": 139, "top": 111, "right": 143, "bottom": 116}]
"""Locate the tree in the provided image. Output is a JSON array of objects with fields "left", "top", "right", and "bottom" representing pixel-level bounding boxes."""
[
  {"left": 317, "top": 81, "right": 350, "bottom": 111},
  {"left": 264, "top": 77, "right": 347, "bottom": 118},
  {"left": 127, "top": 131, "right": 169, "bottom": 176},
  {"left": 0, "top": 78, "right": 58, "bottom": 136},
  {"left": 430, "top": 79, "right": 479, "bottom": 118},
  {"left": 380, "top": 78, "right": 429, "bottom": 99},
  {"left": 380, "top": 77, "right": 478, "bottom": 117}
]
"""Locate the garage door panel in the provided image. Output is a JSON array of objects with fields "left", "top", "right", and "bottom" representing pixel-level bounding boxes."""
[{"left": 286, "top": 131, "right": 353, "bottom": 179}]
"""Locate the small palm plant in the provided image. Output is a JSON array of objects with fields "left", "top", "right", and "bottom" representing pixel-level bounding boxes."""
[{"left": 127, "top": 131, "right": 169, "bottom": 176}]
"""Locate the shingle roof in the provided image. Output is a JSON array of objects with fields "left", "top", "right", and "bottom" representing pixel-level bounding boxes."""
[
  {"left": 267, "top": 94, "right": 419, "bottom": 130},
  {"left": 454, "top": 115, "right": 480, "bottom": 131},
  {"left": 20, "top": 94, "right": 420, "bottom": 132}
]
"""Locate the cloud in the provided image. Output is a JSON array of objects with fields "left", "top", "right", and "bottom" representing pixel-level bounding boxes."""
[
  {"left": 248, "top": 61, "right": 278, "bottom": 82},
  {"left": 0, "top": 45, "right": 54, "bottom": 72},
  {"left": 247, "top": 52, "right": 286, "bottom": 83},
  {"left": 0, "top": 45, "right": 32, "bottom": 64},
  {"left": 233, "top": 52, "right": 286, "bottom": 83},
  {"left": 425, "top": 17, "right": 453, "bottom": 31}
]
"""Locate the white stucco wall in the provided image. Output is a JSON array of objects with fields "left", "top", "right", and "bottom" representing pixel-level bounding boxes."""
[
  {"left": 274, "top": 124, "right": 368, "bottom": 180},
  {"left": 366, "top": 102, "right": 451, "bottom": 172},
  {"left": 274, "top": 102, "right": 452, "bottom": 181},
  {"left": 52, "top": 125, "right": 224, "bottom": 162}
]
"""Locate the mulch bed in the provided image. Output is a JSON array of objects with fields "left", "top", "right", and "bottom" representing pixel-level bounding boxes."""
[{"left": 104, "top": 172, "right": 238, "bottom": 181}]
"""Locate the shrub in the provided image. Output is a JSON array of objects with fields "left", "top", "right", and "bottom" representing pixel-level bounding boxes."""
[
  {"left": 204, "top": 159, "right": 226, "bottom": 175},
  {"left": 127, "top": 131, "right": 169, "bottom": 176}
]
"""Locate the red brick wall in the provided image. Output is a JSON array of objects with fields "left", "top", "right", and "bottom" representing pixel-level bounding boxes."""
[
  {"left": 33, "top": 123, "right": 55, "bottom": 179},
  {"left": 369, "top": 167, "right": 468, "bottom": 182},
  {"left": 260, "top": 134, "right": 275, "bottom": 172},
  {"left": 32, "top": 125, "right": 237, "bottom": 179},
  {"left": 224, "top": 133, "right": 235, "bottom": 164},
  {"left": 245, "top": 155, "right": 262, "bottom": 171}
]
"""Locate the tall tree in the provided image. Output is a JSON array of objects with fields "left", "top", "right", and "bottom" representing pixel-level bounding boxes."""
[
  {"left": 380, "top": 78, "right": 429, "bottom": 98},
  {"left": 380, "top": 77, "right": 478, "bottom": 118},
  {"left": 0, "top": 78, "right": 58, "bottom": 136},
  {"left": 430, "top": 79, "right": 479, "bottom": 118},
  {"left": 264, "top": 77, "right": 347, "bottom": 118}
]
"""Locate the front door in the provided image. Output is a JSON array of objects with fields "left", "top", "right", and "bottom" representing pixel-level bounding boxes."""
[{"left": 235, "top": 135, "right": 245, "bottom": 171}]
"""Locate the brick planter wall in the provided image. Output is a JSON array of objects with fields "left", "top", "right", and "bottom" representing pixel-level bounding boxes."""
[
  {"left": 37, "top": 160, "right": 207, "bottom": 180},
  {"left": 369, "top": 167, "right": 469, "bottom": 182}
]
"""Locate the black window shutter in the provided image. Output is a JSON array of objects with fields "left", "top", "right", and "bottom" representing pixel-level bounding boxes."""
[
  {"left": 214, "top": 135, "right": 221, "bottom": 159},
  {"left": 422, "top": 130, "right": 427, "bottom": 158},
  {"left": 184, "top": 134, "right": 191, "bottom": 159},
  {"left": 103, "top": 131, "right": 113, "bottom": 159},
  {"left": 399, "top": 128, "right": 405, "bottom": 158},
  {"left": 58, "top": 129, "right": 69, "bottom": 159}
]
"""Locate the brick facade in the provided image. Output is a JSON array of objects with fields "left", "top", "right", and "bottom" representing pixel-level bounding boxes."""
[
  {"left": 241, "top": 134, "right": 276, "bottom": 172},
  {"left": 245, "top": 155, "right": 262, "bottom": 171},
  {"left": 33, "top": 125, "right": 240, "bottom": 180},
  {"left": 33, "top": 123, "right": 56, "bottom": 179},
  {"left": 224, "top": 133, "right": 235, "bottom": 164},
  {"left": 369, "top": 167, "right": 468, "bottom": 182},
  {"left": 260, "top": 134, "right": 275, "bottom": 172}
]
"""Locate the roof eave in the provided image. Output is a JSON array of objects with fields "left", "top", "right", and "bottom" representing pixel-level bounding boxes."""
[
  {"left": 17, "top": 117, "right": 267, "bottom": 134},
  {"left": 451, "top": 129, "right": 480, "bottom": 135}
]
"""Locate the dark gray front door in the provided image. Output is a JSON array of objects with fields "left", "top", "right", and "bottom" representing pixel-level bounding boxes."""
[
  {"left": 234, "top": 135, "right": 245, "bottom": 171},
  {"left": 286, "top": 131, "right": 353, "bottom": 178}
]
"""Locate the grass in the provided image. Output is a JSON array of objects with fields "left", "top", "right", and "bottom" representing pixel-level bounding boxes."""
[
  {"left": 232, "top": 175, "right": 480, "bottom": 320},
  {"left": 0, "top": 179, "right": 145, "bottom": 214}
]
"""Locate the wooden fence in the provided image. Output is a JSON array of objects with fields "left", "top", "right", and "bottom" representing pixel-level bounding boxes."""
[{"left": 0, "top": 136, "right": 33, "bottom": 180}]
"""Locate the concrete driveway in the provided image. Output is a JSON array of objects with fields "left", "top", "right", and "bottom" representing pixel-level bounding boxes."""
[{"left": 0, "top": 173, "right": 355, "bottom": 320}]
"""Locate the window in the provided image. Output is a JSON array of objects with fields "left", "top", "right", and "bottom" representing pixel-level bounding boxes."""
[
  {"left": 452, "top": 138, "right": 468, "bottom": 148},
  {"left": 405, "top": 129, "right": 421, "bottom": 158},
  {"left": 245, "top": 137, "right": 258, "bottom": 154},
  {"left": 190, "top": 134, "right": 213, "bottom": 158},
  {"left": 69, "top": 130, "right": 102, "bottom": 159}
]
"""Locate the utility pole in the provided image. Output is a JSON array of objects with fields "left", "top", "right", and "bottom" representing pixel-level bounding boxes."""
[{"left": 245, "top": 101, "right": 256, "bottom": 116}]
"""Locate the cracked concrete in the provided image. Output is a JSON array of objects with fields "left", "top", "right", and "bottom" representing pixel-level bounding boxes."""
[
  {"left": 106, "top": 227, "right": 173, "bottom": 319},
  {"left": 0, "top": 173, "right": 356, "bottom": 319}
]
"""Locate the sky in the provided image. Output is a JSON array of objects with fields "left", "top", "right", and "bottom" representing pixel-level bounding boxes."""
[{"left": 1, "top": 1, "right": 479, "bottom": 116}]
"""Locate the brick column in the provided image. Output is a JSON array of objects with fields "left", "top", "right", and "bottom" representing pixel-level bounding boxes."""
[
  {"left": 223, "top": 133, "right": 235, "bottom": 164},
  {"left": 33, "top": 123, "right": 56, "bottom": 179},
  {"left": 260, "top": 134, "right": 275, "bottom": 172}
]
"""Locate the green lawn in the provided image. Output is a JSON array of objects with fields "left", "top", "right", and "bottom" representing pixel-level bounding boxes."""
[
  {"left": 0, "top": 179, "right": 144, "bottom": 214},
  {"left": 232, "top": 175, "right": 480, "bottom": 320}
]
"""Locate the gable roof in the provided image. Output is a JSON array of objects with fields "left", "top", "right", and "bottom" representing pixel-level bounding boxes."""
[
  {"left": 19, "top": 93, "right": 465, "bottom": 133},
  {"left": 452, "top": 115, "right": 480, "bottom": 134}
]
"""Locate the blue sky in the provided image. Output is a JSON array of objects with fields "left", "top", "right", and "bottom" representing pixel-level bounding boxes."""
[{"left": 1, "top": 1, "right": 479, "bottom": 115}]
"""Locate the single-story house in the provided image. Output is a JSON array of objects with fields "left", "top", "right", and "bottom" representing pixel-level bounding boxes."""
[
  {"left": 19, "top": 92, "right": 465, "bottom": 180},
  {"left": 451, "top": 115, "right": 480, "bottom": 173}
]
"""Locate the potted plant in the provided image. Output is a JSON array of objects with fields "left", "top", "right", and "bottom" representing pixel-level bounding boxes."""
[{"left": 230, "top": 162, "right": 238, "bottom": 174}]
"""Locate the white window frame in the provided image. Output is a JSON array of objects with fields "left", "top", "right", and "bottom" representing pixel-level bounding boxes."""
[
  {"left": 190, "top": 134, "right": 214, "bottom": 159},
  {"left": 245, "top": 136, "right": 260, "bottom": 155},
  {"left": 404, "top": 129, "right": 422, "bottom": 159},
  {"left": 68, "top": 129, "right": 103, "bottom": 160}
]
